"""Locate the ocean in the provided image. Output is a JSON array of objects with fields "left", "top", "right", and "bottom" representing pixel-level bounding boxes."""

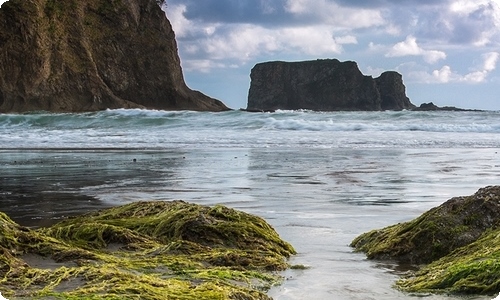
[{"left": 1, "top": 109, "right": 500, "bottom": 299}]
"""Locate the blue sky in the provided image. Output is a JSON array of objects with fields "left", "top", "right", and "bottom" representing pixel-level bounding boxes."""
[
  {"left": 163, "top": 0, "right": 500, "bottom": 110},
  {"left": 1, "top": 0, "right": 499, "bottom": 110}
]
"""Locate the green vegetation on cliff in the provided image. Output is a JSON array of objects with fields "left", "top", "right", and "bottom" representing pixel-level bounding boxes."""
[
  {"left": 351, "top": 186, "right": 500, "bottom": 295},
  {"left": 0, "top": 201, "right": 296, "bottom": 299},
  {"left": 0, "top": 0, "right": 229, "bottom": 112}
]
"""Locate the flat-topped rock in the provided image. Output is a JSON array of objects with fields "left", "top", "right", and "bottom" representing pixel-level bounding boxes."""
[{"left": 247, "top": 59, "right": 415, "bottom": 111}]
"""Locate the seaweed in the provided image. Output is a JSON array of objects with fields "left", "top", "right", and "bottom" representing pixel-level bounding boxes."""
[
  {"left": 350, "top": 185, "right": 500, "bottom": 296},
  {"left": 0, "top": 201, "right": 296, "bottom": 299}
]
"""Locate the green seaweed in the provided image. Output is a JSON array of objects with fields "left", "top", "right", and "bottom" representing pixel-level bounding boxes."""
[
  {"left": 396, "top": 228, "right": 500, "bottom": 294},
  {"left": 350, "top": 185, "right": 500, "bottom": 296},
  {"left": 0, "top": 201, "right": 296, "bottom": 299}
]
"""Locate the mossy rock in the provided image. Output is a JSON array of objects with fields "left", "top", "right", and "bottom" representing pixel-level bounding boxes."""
[
  {"left": 351, "top": 185, "right": 500, "bottom": 295},
  {"left": 351, "top": 186, "right": 500, "bottom": 264},
  {"left": 0, "top": 201, "right": 296, "bottom": 299},
  {"left": 396, "top": 227, "right": 500, "bottom": 294}
]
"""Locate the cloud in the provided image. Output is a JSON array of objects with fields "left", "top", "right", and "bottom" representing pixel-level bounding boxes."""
[
  {"left": 283, "top": 0, "right": 386, "bottom": 29},
  {"left": 335, "top": 35, "right": 358, "bottom": 44},
  {"left": 482, "top": 52, "right": 500, "bottom": 72},
  {"left": 335, "top": 0, "right": 451, "bottom": 8},
  {"left": 171, "top": 22, "right": 345, "bottom": 71},
  {"left": 432, "top": 65, "right": 454, "bottom": 83},
  {"left": 403, "top": 52, "right": 499, "bottom": 83},
  {"left": 410, "top": 0, "right": 500, "bottom": 46},
  {"left": 167, "top": 0, "right": 500, "bottom": 92},
  {"left": 170, "top": 0, "right": 386, "bottom": 29},
  {"left": 166, "top": 1, "right": 376, "bottom": 72},
  {"left": 386, "top": 36, "right": 446, "bottom": 64}
]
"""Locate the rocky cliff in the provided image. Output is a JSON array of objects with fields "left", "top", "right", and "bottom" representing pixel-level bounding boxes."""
[
  {"left": 0, "top": 0, "right": 229, "bottom": 113},
  {"left": 247, "top": 59, "right": 415, "bottom": 111}
]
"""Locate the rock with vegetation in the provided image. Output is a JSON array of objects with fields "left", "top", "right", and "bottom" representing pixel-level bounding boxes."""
[
  {"left": 351, "top": 185, "right": 500, "bottom": 295},
  {"left": 0, "top": 0, "right": 229, "bottom": 112},
  {"left": 0, "top": 200, "right": 296, "bottom": 299},
  {"left": 246, "top": 59, "right": 415, "bottom": 111}
]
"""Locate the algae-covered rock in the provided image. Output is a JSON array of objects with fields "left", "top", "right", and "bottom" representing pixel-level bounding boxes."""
[
  {"left": 351, "top": 185, "right": 500, "bottom": 295},
  {"left": 0, "top": 201, "right": 296, "bottom": 299},
  {"left": 397, "top": 227, "right": 500, "bottom": 294}
]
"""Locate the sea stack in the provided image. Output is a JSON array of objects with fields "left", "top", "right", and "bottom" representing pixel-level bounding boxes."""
[
  {"left": 247, "top": 59, "right": 415, "bottom": 111},
  {"left": 0, "top": 0, "right": 229, "bottom": 112}
]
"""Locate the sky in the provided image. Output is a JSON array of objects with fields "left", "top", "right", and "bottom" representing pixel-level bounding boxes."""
[
  {"left": 1, "top": 0, "right": 499, "bottom": 110},
  {"left": 162, "top": 0, "right": 500, "bottom": 110}
]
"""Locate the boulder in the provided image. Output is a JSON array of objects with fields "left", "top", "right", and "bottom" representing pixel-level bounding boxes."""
[
  {"left": 247, "top": 59, "right": 415, "bottom": 111},
  {"left": 351, "top": 186, "right": 500, "bottom": 295},
  {"left": 0, "top": 0, "right": 229, "bottom": 112}
]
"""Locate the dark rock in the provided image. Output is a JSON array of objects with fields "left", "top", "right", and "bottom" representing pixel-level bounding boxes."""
[
  {"left": 0, "top": 0, "right": 229, "bottom": 113},
  {"left": 412, "top": 102, "right": 480, "bottom": 112},
  {"left": 239, "top": 108, "right": 276, "bottom": 113},
  {"left": 413, "top": 102, "right": 441, "bottom": 111},
  {"left": 247, "top": 59, "right": 415, "bottom": 111},
  {"left": 376, "top": 71, "right": 414, "bottom": 110}
]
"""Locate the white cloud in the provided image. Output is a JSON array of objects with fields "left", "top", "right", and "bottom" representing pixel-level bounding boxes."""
[
  {"left": 482, "top": 52, "right": 499, "bottom": 72},
  {"left": 284, "top": 0, "right": 385, "bottom": 29},
  {"left": 334, "top": 35, "right": 358, "bottom": 45},
  {"left": 165, "top": 4, "right": 219, "bottom": 39},
  {"left": 364, "top": 66, "right": 386, "bottom": 78},
  {"left": 447, "top": 0, "right": 500, "bottom": 46},
  {"left": 404, "top": 52, "right": 500, "bottom": 84},
  {"left": 387, "top": 35, "right": 422, "bottom": 56},
  {"left": 386, "top": 35, "right": 447, "bottom": 64},
  {"left": 462, "top": 71, "right": 488, "bottom": 83},
  {"left": 424, "top": 50, "right": 448, "bottom": 64},
  {"left": 182, "top": 59, "right": 228, "bottom": 73},
  {"left": 368, "top": 42, "right": 385, "bottom": 52},
  {"left": 280, "top": 26, "right": 343, "bottom": 54},
  {"left": 174, "top": 23, "right": 345, "bottom": 71},
  {"left": 432, "top": 66, "right": 454, "bottom": 83},
  {"left": 167, "top": 3, "right": 350, "bottom": 72},
  {"left": 165, "top": 4, "right": 191, "bottom": 38},
  {"left": 284, "top": 0, "right": 308, "bottom": 14}
]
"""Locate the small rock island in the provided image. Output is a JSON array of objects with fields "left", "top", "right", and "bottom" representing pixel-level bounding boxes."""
[
  {"left": 0, "top": 0, "right": 229, "bottom": 113},
  {"left": 247, "top": 59, "right": 415, "bottom": 112}
]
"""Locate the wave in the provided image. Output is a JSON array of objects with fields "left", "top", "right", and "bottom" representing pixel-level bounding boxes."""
[
  {"left": 1, "top": 109, "right": 499, "bottom": 134},
  {"left": 264, "top": 117, "right": 500, "bottom": 133}
]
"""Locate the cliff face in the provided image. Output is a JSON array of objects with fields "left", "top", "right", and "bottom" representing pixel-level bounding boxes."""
[
  {"left": 247, "top": 59, "right": 415, "bottom": 111},
  {"left": 0, "top": 0, "right": 229, "bottom": 113}
]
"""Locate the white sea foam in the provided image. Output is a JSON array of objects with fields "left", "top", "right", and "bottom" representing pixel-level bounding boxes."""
[
  {"left": 0, "top": 292, "right": 8, "bottom": 300},
  {"left": 1, "top": 109, "right": 500, "bottom": 149}
]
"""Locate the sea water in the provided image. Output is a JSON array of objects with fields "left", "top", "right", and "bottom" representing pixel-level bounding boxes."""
[{"left": 1, "top": 109, "right": 500, "bottom": 299}]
